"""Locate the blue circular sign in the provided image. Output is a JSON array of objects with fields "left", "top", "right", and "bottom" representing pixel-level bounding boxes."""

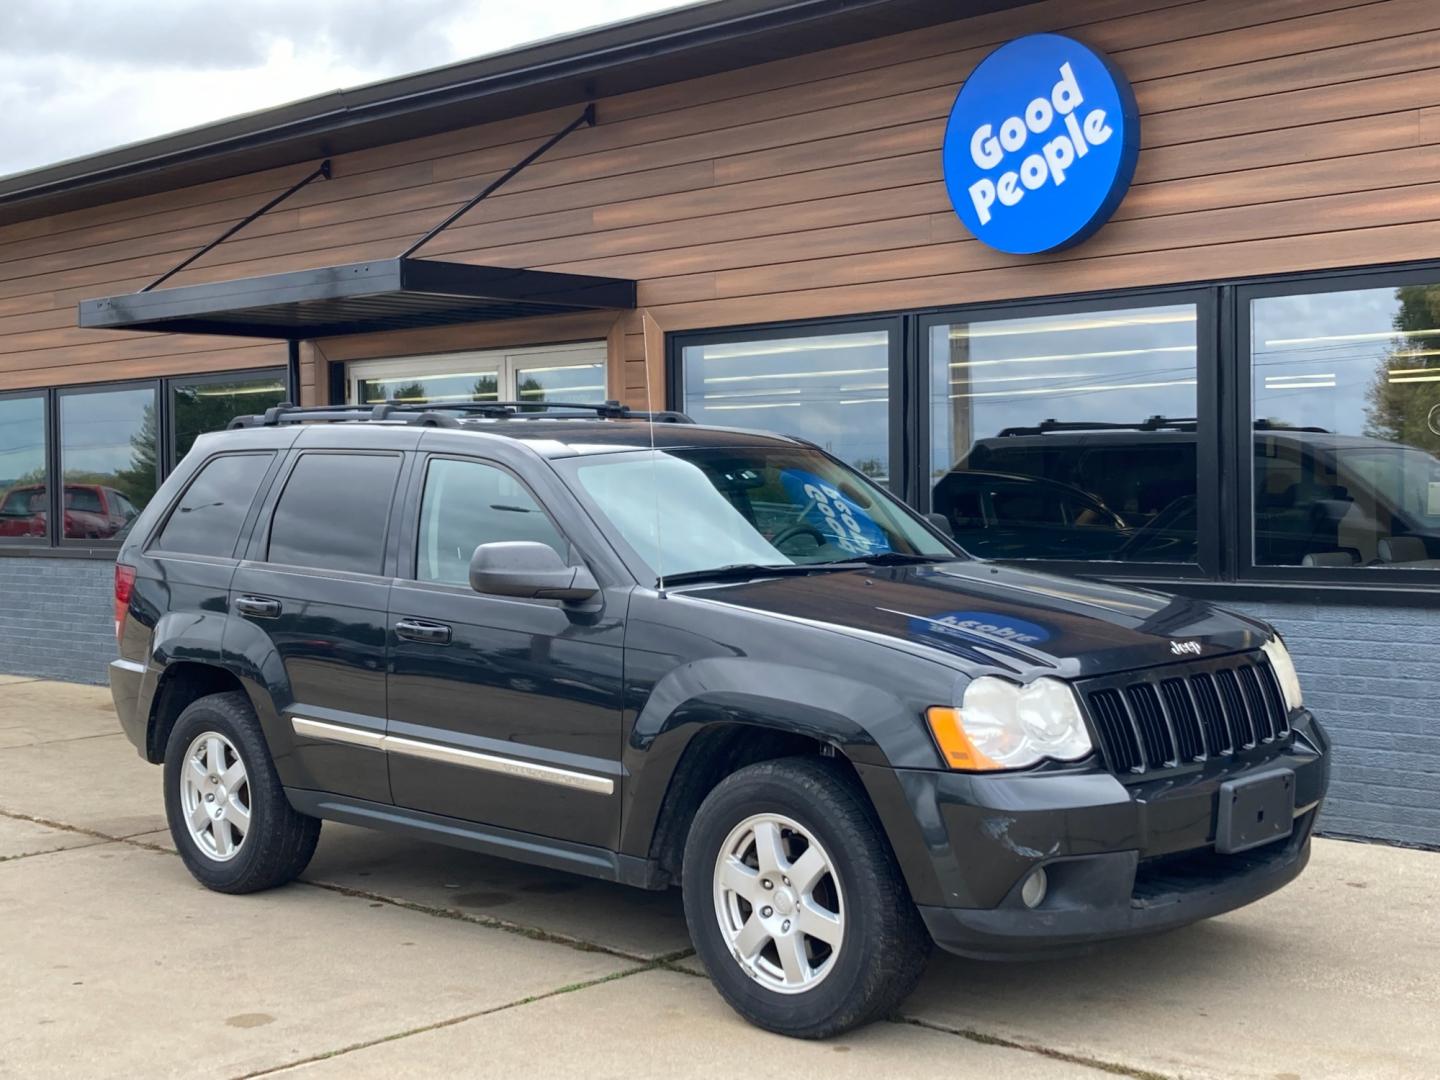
[{"left": 941, "top": 33, "right": 1139, "bottom": 255}]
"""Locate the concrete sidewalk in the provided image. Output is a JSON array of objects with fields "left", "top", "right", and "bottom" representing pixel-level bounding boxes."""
[{"left": 0, "top": 675, "right": 1436, "bottom": 1079}]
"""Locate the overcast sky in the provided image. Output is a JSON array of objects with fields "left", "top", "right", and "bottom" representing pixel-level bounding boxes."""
[{"left": 0, "top": 0, "right": 690, "bottom": 178}]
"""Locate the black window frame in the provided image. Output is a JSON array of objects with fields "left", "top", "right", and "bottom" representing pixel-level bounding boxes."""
[
  {"left": 912, "top": 287, "right": 1220, "bottom": 583},
  {"left": 0, "top": 388, "right": 51, "bottom": 548},
  {"left": 55, "top": 379, "right": 161, "bottom": 551},
  {"left": 668, "top": 260, "right": 1440, "bottom": 605},
  {"left": 1232, "top": 263, "right": 1440, "bottom": 590},
  {"left": 668, "top": 316, "right": 907, "bottom": 496},
  {"left": 0, "top": 365, "right": 287, "bottom": 559}
]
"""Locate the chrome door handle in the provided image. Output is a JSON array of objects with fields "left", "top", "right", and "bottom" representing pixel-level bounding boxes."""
[
  {"left": 234, "top": 595, "right": 282, "bottom": 619},
  {"left": 395, "top": 618, "right": 452, "bottom": 645}
]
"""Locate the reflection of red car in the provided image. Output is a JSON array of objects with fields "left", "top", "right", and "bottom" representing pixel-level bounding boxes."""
[{"left": 0, "top": 483, "right": 138, "bottom": 539}]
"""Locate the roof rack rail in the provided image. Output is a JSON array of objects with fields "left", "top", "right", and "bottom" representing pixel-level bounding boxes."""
[
  {"left": 227, "top": 399, "right": 694, "bottom": 429},
  {"left": 996, "top": 416, "right": 1198, "bottom": 437}
]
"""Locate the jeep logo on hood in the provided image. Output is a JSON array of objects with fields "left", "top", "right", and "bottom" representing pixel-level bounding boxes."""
[{"left": 1170, "top": 640, "right": 1202, "bottom": 656}]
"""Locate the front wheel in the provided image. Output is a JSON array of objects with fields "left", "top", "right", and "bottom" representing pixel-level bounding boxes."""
[
  {"left": 682, "top": 756, "right": 931, "bottom": 1038},
  {"left": 163, "top": 691, "right": 321, "bottom": 894}
]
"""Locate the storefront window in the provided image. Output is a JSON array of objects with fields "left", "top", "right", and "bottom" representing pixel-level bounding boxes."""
[
  {"left": 928, "top": 303, "right": 1199, "bottom": 563},
  {"left": 515, "top": 361, "right": 606, "bottom": 407},
  {"left": 348, "top": 344, "right": 605, "bottom": 408},
  {"left": 0, "top": 395, "right": 48, "bottom": 543},
  {"left": 357, "top": 368, "right": 500, "bottom": 405},
  {"left": 680, "top": 329, "right": 892, "bottom": 483},
  {"left": 172, "top": 372, "right": 286, "bottom": 461},
  {"left": 58, "top": 385, "right": 157, "bottom": 540},
  {"left": 1251, "top": 284, "right": 1440, "bottom": 568}
]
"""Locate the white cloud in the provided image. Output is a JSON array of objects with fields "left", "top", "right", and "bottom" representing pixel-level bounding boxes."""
[{"left": 0, "top": 0, "right": 691, "bottom": 177}]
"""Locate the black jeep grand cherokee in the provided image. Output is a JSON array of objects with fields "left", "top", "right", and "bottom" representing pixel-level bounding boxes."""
[{"left": 109, "top": 401, "right": 1328, "bottom": 1038}]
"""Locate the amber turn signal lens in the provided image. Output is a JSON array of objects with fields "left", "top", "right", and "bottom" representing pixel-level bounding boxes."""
[{"left": 925, "top": 706, "right": 1003, "bottom": 772}]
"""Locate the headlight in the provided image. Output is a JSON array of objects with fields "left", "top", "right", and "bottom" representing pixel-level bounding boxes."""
[
  {"left": 926, "top": 676, "right": 1093, "bottom": 771},
  {"left": 1262, "top": 636, "right": 1304, "bottom": 712}
]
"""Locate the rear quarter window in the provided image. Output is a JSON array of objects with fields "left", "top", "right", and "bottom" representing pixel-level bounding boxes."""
[{"left": 153, "top": 453, "right": 274, "bottom": 558}]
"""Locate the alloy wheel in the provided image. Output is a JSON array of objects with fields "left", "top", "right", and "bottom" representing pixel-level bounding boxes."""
[
  {"left": 712, "top": 812, "right": 845, "bottom": 994},
  {"left": 179, "top": 731, "right": 251, "bottom": 862}
]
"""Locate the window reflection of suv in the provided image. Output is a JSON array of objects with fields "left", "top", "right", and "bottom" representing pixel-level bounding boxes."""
[
  {"left": 110, "top": 402, "right": 1328, "bottom": 1038},
  {"left": 940, "top": 418, "right": 1440, "bottom": 567}
]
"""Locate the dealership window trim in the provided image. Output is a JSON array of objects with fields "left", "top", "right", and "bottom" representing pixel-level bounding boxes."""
[
  {"left": 668, "top": 263, "right": 1440, "bottom": 598},
  {"left": 0, "top": 365, "right": 287, "bottom": 557}
]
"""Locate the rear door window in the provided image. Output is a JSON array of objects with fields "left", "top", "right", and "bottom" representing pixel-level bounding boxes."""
[
  {"left": 154, "top": 453, "right": 274, "bottom": 558},
  {"left": 267, "top": 452, "right": 402, "bottom": 575}
]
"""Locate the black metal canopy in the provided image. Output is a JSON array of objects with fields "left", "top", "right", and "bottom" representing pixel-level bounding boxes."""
[
  {"left": 78, "top": 257, "right": 636, "bottom": 339},
  {"left": 77, "top": 108, "right": 635, "bottom": 341}
]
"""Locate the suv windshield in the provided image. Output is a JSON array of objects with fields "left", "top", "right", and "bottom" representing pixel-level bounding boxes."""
[{"left": 567, "top": 446, "right": 954, "bottom": 582}]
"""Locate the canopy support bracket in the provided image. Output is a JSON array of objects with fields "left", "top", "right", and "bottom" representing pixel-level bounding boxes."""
[
  {"left": 400, "top": 104, "right": 596, "bottom": 260},
  {"left": 142, "top": 159, "right": 332, "bottom": 292}
]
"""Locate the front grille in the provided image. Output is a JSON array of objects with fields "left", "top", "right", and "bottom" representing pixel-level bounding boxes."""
[{"left": 1082, "top": 652, "right": 1292, "bottom": 776}]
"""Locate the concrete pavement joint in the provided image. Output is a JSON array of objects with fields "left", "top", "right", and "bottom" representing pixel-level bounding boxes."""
[
  {"left": 0, "top": 806, "right": 696, "bottom": 968},
  {"left": 0, "top": 806, "right": 130, "bottom": 845},
  {"left": 0, "top": 807, "right": 173, "bottom": 854},
  {"left": 299, "top": 876, "right": 696, "bottom": 966},
  {"left": 0, "top": 729, "right": 131, "bottom": 751},
  {"left": 0, "top": 838, "right": 113, "bottom": 863},
  {"left": 893, "top": 1015, "right": 1174, "bottom": 1080},
  {"left": 234, "top": 964, "right": 655, "bottom": 1078}
]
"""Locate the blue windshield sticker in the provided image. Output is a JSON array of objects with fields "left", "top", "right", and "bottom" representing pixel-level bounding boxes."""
[
  {"left": 778, "top": 470, "right": 891, "bottom": 555},
  {"left": 910, "top": 611, "right": 1052, "bottom": 646}
]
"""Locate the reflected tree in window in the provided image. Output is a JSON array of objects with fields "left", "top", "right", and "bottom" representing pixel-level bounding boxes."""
[{"left": 1366, "top": 285, "right": 1440, "bottom": 456}]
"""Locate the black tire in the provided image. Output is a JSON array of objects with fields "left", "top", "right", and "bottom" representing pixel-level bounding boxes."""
[
  {"left": 681, "top": 756, "right": 931, "bottom": 1038},
  {"left": 163, "top": 691, "right": 320, "bottom": 894}
]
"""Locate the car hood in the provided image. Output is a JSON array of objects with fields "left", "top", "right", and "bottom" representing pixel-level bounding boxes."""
[{"left": 674, "top": 561, "right": 1269, "bottom": 679}]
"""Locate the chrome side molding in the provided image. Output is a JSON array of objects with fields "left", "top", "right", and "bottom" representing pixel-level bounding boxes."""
[
  {"left": 289, "top": 716, "right": 614, "bottom": 796},
  {"left": 291, "top": 716, "right": 384, "bottom": 751}
]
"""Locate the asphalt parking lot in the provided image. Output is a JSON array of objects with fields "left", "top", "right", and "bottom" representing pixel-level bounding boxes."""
[{"left": 1, "top": 674, "right": 1437, "bottom": 1079}]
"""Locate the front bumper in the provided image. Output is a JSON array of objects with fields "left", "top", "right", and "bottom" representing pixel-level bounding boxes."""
[{"left": 894, "top": 711, "right": 1329, "bottom": 959}]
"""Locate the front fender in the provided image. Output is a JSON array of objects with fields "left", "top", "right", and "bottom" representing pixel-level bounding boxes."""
[{"left": 620, "top": 657, "right": 946, "bottom": 903}]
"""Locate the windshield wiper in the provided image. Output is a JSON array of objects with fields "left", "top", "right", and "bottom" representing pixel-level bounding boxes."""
[{"left": 660, "top": 562, "right": 861, "bottom": 587}]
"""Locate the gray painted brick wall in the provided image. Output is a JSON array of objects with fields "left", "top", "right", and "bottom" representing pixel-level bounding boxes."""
[
  {"left": 0, "top": 559, "right": 1435, "bottom": 847},
  {"left": 1231, "top": 600, "right": 1440, "bottom": 850},
  {"left": 0, "top": 557, "right": 113, "bottom": 685}
]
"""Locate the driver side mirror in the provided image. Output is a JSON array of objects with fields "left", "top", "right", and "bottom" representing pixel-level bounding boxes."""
[{"left": 469, "top": 541, "right": 599, "bottom": 602}]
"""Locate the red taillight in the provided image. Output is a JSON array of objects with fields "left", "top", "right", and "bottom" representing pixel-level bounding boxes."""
[{"left": 114, "top": 563, "right": 137, "bottom": 645}]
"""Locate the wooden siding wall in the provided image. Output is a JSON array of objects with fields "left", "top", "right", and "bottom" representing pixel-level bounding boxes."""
[{"left": 1, "top": 0, "right": 1438, "bottom": 408}]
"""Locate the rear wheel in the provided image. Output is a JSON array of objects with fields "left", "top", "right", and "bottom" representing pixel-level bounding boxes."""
[
  {"left": 163, "top": 691, "right": 320, "bottom": 893},
  {"left": 682, "top": 756, "right": 931, "bottom": 1038}
]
